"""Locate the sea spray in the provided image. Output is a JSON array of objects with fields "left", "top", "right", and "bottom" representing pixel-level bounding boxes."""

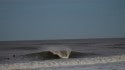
[{"left": 44, "top": 45, "right": 71, "bottom": 58}]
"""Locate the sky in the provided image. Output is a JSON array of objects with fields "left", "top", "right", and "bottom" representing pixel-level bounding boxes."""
[{"left": 0, "top": 0, "right": 125, "bottom": 41}]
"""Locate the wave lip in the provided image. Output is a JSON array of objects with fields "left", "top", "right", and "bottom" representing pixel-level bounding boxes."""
[
  {"left": 0, "top": 54, "right": 125, "bottom": 70},
  {"left": 44, "top": 45, "right": 72, "bottom": 59}
]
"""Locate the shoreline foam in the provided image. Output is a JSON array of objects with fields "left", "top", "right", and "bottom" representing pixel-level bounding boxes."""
[{"left": 0, "top": 54, "right": 125, "bottom": 70}]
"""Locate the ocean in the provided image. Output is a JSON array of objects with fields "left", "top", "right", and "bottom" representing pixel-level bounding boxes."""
[{"left": 0, "top": 38, "right": 125, "bottom": 70}]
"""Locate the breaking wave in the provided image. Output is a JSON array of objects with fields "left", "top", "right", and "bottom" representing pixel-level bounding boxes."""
[{"left": 0, "top": 54, "right": 125, "bottom": 70}]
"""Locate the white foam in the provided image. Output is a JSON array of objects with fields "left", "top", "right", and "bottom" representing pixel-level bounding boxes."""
[{"left": 0, "top": 54, "right": 125, "bottom": 70}]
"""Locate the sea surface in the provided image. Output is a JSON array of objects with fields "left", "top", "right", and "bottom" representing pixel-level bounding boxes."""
[{"left": 0, "top": 38, "right": 125, "bottom": 70}]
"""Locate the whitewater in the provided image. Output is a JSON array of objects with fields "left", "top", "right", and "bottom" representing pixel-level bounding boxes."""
[
  {"left": 0, "top": 54, "right": 125, "bottom": 70},
  {"left": 0, "top": 38, "right": 125, "bottom": 70}
]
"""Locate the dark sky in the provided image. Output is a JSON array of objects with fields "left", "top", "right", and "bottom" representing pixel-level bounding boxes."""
[{"left": 0, "top": 0, "right": 125, "bottom": 41}]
